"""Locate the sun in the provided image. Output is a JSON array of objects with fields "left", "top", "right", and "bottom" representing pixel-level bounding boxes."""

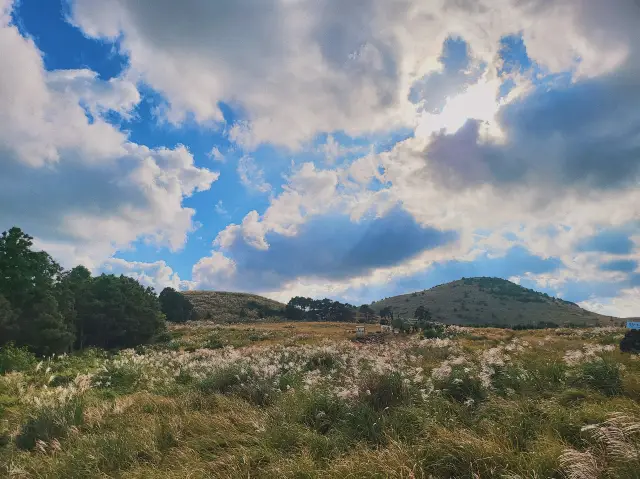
[{"left": 415, "top": 77, "right": 504, "bottom": 140}]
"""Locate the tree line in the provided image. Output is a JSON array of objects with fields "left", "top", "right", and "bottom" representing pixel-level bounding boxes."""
[{"left": 0, "top": 227, "right": 167, "bottom": 356}]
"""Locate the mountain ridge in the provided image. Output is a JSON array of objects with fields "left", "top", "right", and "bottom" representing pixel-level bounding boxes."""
[{"left": 369, "top": 277, "right": 623, "bottom": 327}]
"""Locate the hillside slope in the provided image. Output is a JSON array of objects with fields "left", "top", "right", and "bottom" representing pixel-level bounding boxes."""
[
  {"left": 370, "top": 277, "right": 622, "bottom": 327},
  {"left": 183, "top": 291, "right": 285, "bottom": 322}
]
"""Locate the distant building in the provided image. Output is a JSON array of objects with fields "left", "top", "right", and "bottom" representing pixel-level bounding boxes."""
[
  {"left": 381, "top": 324, "right": 392, "bottom": 333},
  {"left": 356, "top": 326, "right": 366, "bottom": 338}
]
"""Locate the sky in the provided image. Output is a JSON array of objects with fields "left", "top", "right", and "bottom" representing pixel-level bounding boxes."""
[{"left": 1, "top": 0, "right": 639, "bottom": 317}]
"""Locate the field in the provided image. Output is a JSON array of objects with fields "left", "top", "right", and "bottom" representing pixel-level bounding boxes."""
[{"left": 1, "top": 322, "right": 640, "bottom": 478}]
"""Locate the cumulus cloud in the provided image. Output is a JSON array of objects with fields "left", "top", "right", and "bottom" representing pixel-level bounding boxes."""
[
  {"left": 101, "top": 258, "right": 191, "bottom": 291},
  {"left": 194, "top": 207, "right": 457, "bottom": 291},
  {"left": 237, "top": 156, "right": 272, "bottom": 194},
  {"left": 5, "top": 0, "right": 639, "bottom": 316},
  {"left": 0, "top": 1, "right": 218, "bottom": 268},
  {"left": 68, "top": 0, "right": 638, "bottom": 150}
]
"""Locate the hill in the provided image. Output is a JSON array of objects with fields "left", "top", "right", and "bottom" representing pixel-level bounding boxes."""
[
  {"left": 370, "top": 277, "right": 622, "bottom": 327},
  {"left": 182, "top": 291, "right": 285, "bottom": 322}
]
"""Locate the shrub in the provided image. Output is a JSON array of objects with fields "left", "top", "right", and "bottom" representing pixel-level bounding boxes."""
[
  {"left": 0, "top": 343, "right": 36, "bottom": 374},
  {"left": 433, "top": 365, "right": 487, "bottom": 405},
  {"left": 198, "top": 366, "right": 251, "bottom": 394},
  {"left": 491, "top": 364, "right": 529, "bottom": 396},
  {"left": 558, "top": 388, "right": 591, "bottom": 407},
  {"left": 159, "top": 287, "right": 194, "bottom": 323},
  {"left": 299, "top": 393, "right": 348, "bottom": 435},
  {"left": 304, "top": 352, "right": 338, "bottom": 373},
  {"left": 344, "top": 402, "right": 386, "bottom": 444},
  {"left": 235, "top": 380, "right": 276, "bottom": 407},
  {"left": 361, "top": 372, "right": 411, "bottom": 411},
  {"left": 575, "top": 359, "right": 622, "bottom": 396},
  {"left": 94, "top": 360, "right": 145, "bottom": 393},
  {"left": 15, "top": 398, "right": 84, "bottom": 450},
  {"left": 620, "top": 330, "right": 640, "bottom": 353},
  {"left": 205, "top": 334, "right": 224, "bottom": 349}
]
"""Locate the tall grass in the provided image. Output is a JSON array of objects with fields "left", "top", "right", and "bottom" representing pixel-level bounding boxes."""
[{"left": 1, "top": 324, "right": 637, "bottom": 478}]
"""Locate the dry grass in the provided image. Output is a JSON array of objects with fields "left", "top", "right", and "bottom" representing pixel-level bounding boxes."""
[
  {"left": 1, "top": 323, "right": 638, "bottom": 478},
  {"left": 182, "top": 290, "right": 286, "bottom": 322}
]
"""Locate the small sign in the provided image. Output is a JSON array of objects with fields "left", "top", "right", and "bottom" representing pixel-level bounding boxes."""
[{"left": 626, "top": 321, "right": 640, "bottom": 330}]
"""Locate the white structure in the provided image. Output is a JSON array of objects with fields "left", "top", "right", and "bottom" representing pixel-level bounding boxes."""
[
  {"left": 356, "top": 326, "right": 366, "bottom": 338},
  {"left": 381, "top": 324, "right": 392, "bottom": 333}
]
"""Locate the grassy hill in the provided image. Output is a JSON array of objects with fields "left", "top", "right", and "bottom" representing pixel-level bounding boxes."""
[
  {"left": 183, "top": 291, "right": 285, "bottom": 323},
  {"left": 370, "top": 277, "right": 622, "bottom": 327}
]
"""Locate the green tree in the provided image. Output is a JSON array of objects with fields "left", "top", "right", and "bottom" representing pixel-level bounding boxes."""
[
  {"left": 81, "top": 275, "right": 166, "bottom": 349},
  {"left": 414, "top": 305, "right": 432, "bottom": 322},
  {"left": 359, "top": 304, "right": 375, "bottom": 322},
  {"left": 159, "top": 287, "right": 194, "bottom": 323},
  {"left": 0, "top": 228, "right": 73, "bottom": 355},
  {"left": 56, "top": 266, "right": 93, "bottom": 350},
  {"left": 0, "top": 294, "right": 17, "bottom": 343},
  {"left": 379, "top": 306, "right": 394, "bottom": 322}
]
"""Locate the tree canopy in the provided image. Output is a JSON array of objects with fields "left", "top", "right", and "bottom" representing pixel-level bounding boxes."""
[
  {"left": 159, "top": 287, "right": 195, "bottom": 323},
  {"left": 285, "top": 296, "right": 357, "bottom": 322},
  {"left": 0, "top": 227, "right": 166, "bottom": 355}
]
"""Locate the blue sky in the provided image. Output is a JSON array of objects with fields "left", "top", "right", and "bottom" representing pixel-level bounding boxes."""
[{"left": 2, "top": 0, "right": 639, "bottom": 316}]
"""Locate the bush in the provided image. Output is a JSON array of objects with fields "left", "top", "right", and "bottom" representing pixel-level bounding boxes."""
[
  {"left": 0, "top": 343, "right": 36, "bottom": 374},
  {"left": 299, "top": 393, "right": 348, "bottom": 435},
  {"left": 361, "top": 372, "right": 411, "bottom": 411},
  {"left": 433, "top": 365, "right": 487, "bottom": 405},
  {"left": 620, "top": 330, "right": 640, "bottom": 353},
  {"left": 575, "top": 359, "right": 622, "bottom": 396},
  {"left": 304, "top": 352, "right": 338, "bottom": 373},
  {"left": 159, "top": 287, "right": 194, "bottom": 323},
  {"left": 198, "top": 366, "right": 251, "bottom": 394},
  {"left": 205, "top": 334, "right": 224, "bottom": 349},
  {"left": 15, "top": 398, "right": 84, "bottom": 450}
]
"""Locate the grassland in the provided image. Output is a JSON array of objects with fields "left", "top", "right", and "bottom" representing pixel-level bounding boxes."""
[
  {"left": 182, "top": 291, "right": 286, "bottom": 322},
  {"left": 371, "top": 277, "right": 621, "bottom": 327},
  {"left": 1, "top": 322, "right": 640, "bottom": 478}
]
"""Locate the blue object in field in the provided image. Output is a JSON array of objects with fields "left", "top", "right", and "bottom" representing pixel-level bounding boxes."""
[{"left": 626, "top": 321, "right": 640, "bottom": 330}]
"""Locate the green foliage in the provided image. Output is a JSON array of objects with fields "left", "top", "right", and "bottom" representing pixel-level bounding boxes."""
[
  {"left": 414, "top": 305, "right": 431, "bottom": 321},
  {"left": 620, "top": 330, "right": 640, "bottom": 353},
  {"left": 423, "top": 321, "right": 446, "bottom": 339},
  {"left": 360, "top": 372, "right": 411, "bottom": 411},
  {"left": 379, "top": 306, "right": 394, "bottom": 321},
  {"left": 80, "top": 274, "right": 166, "bottom": 350},
  {"left": 159, "top": 287, "right": 194, "bottom": 323},
  {"left": 434, "top": 365, "right": 487, "bottom": 404},
  {"left": 299, "top": 393, "right": 348, "bottom": 435},
  {"left": 0, "top": 228, "right": 74, "bottom": 355},
  {"left": 204, "top": 333, "right": 224, "bottom": 349},
  {"left": 0, "top": 227, "right": 165, "bottom": 355},
  {"left": 0, "top": 343, "right": 36, "bottom": 374},
  {"left": 285, "top": 296, "right": 356, "bottom": 322},
  {"left": 15, "top": 398, "right": 84, "bottom": 450},
  {"left": 198, "top": 366, "right": 252, "bottom": 394},
  {"left": 304, "top": 352, "right": 338, "bottom": 373},
  {"left": 575, "top": 359, "right": 622, "bottom": 396},
  {"left": 358, "top": 304, "right": 375, "bottom": 322}
]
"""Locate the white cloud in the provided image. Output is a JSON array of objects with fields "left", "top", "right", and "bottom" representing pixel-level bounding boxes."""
[
  {"left": 237, "top": 156, "right": 272, "bottom": 194},
  {"left": 579, "top": 289, "right": 640, "bottom": 319},
  {"left": 208, "top": 146, "right": 225, "bottom": 162},
  {"left": 191, "top": 252, "right": 236, "bottom": 289},
  {"left": 101, "top": 258, "right": 191, "bottom": 291},
  {"left": 0, "top": 0, "right": 218, "bottom": 269},
  {"left": 69, "top": 0, "right": 640, "bottom": 150},
  {"left": 215, "top": 200, "right": 228, "bottom": 216}
]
